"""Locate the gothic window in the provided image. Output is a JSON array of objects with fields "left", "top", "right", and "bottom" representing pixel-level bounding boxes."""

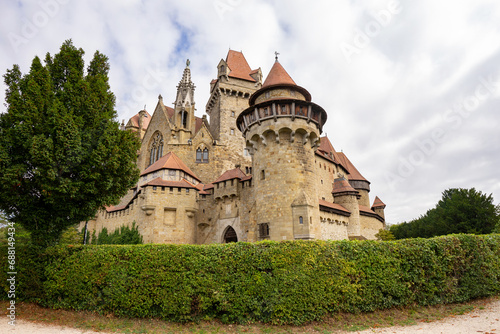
[
  {"left": 181, "top": 111, "right": 188, "bottom": 128},
  {"left": 196, "top": 147, "right": 209, "bottom": 163},
  {"left": 196, "top": 148, "right": 202, "bottom": 162},
  {"left": 203, "top": 148, "right": 209, "bottom": 162},
  {"left": 299, "top": 216, "right": 304, "bottom": 225},
  {"left": 149, "top": 132, "right": 164, "bottom": 166}
]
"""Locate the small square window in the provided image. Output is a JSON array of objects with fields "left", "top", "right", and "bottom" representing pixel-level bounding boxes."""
[
  {"left": 231, "top": 111, "right": 235, "bottom": 117},
  {"left": 230, "top": 128, "right": 235, "bottom": 135},
  {"left": 153, "top": 186, "right": 157, "bottom": 191}
]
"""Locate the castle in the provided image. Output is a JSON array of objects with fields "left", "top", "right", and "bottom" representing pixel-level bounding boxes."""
[{"left": 82, "top": 50, "right": 386, "bottom": 244}]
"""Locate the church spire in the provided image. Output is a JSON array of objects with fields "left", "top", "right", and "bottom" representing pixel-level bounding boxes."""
[{"left": 175, "top": 59, "right": 195, "bottom": 107}]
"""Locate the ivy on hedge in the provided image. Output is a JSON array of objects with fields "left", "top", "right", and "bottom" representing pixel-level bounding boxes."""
[{"left": 1, "top": 234, "right": 499, "bottom": 324}]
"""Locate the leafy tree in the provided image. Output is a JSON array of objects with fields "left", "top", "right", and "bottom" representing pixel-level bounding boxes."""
[
  {"left": 390, "top": 188, "right": 499, "bottom": 239},
  {"left": 0, "top": 40, "right": 140, "bottom": 247},
  {"left": 90, "top": 222, "right": 143, "bottom": 245},
  {"left": 375, "top": 228, "right": 395, "bottom": 241}
]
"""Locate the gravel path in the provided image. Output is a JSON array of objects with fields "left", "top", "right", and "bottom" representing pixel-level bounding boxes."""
[{"left": 2, "top": 298, "right": 499, "bottom": 333}]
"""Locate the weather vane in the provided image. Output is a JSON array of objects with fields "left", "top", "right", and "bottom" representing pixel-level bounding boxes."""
[
  {"left": 186, "top": 59, "right": 190, "bottom": 67},
  {"left": 274, "top": 51, "right": 280, "bottom": 61}
]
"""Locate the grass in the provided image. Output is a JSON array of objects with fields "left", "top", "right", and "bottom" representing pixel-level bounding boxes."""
[{"left": 1, "top": 296, "right": 498, "bottom": 334}]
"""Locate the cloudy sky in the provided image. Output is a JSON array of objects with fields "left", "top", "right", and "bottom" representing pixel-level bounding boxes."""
[{"left": 1, "top": 0, "right": 499, "bottom": 224}]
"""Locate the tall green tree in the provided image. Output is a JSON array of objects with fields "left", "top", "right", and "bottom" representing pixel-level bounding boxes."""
[
  {"left": 390, "top": 188, "right": 499, "bottom": 239},
  {"left": 0, "top": 40, "right": 140, "bottom": 247}
]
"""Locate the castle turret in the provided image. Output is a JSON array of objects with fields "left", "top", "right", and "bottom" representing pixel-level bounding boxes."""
[
  {"left": 332, "top": 176, "right": 361, "bottom": 237},
  {"left": 371, "top": 196, "right": 386, "bottom": 221},
  {"left": 236, "top": 57, "right": 327, "bottom": 241},
  {"left": 206, "top": 51, "right": 261, "bottom": 171}
]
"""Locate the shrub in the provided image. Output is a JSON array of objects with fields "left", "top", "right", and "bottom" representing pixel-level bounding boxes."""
[
  {"left": 0, "top": 234, "right": 499, "bottom": 324},
  {"left": 90, "top": 222, "right": 143, "bottom": 245}
]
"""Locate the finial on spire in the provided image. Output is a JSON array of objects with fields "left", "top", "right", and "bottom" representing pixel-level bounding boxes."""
[
  {"left": 186, "top": 59, "right": 190, "bottom": 68},
  {"left": 143, "top": 104, "right": 146, "bottom": 110},
  {"left": 274, "top": 51, "right": 280, "bottom": 62}
]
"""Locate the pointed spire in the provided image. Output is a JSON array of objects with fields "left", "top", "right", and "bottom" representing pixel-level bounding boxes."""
[{"left": 175, "top": 59, "right": 196, "bottom": 106}]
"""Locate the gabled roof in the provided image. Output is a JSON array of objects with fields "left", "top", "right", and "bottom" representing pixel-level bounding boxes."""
[
  {"left": 371, "top": 196, "right": 386, "bottom": 209},
  {"left": 336, "top": 152, "right": 369, "bottom": 183},
  {"left": 213, "top": 168, "right": 247, "bottom": 184},
  {"left": 319, "top": 199, "right": 351, "bottom": 216},
  {"left": 143, "top": 178, "right": 196, "bottom": 189},
  {"left": 226, "top": 50, "right": 256, "bottom": 82},
  {"left": 128, "top": 110, "right": 152, "bottom": 130},
  {"left": 140, "top": 152, "right": 200, "bottom": 182},
  {"left": 262, "top": 60, "right": 296, "bottom": 88}
]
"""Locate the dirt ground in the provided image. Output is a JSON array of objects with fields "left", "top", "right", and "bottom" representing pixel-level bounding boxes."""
[{"left": 2, "top": 298, "right": 499, "bottom": 334}]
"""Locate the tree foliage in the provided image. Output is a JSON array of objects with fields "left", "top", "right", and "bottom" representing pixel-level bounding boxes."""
[
  {"left": 0, "top": 40, "right": 140, "bottom": 247},
  {"left": 375, "top": 228, "right": 395, "bottom": 241},
  {"left": 390, "top": 188, "right": 499, "bottom": 239}
]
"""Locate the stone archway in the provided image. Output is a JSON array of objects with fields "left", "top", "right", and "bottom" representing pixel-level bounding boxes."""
[{"left": 223, "top": 226, "right": 238, "bottom": 243}]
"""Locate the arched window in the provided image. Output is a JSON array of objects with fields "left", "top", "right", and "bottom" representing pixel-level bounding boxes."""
[
  {"left": 203, "top": 148, "right": 209, "bottom": 162},
  {"left": 299, "top": 216, "right": 304, "bottom": 224},
  {"left": 181, "top": 111, "right": 188, "bottom": 128},
  {"left": 149, "top": 132, "right": 163, "bottom": 166},
  {"left": 196, "top": 147, "right": 209, "bottom": 163},
  {"left": 196, "top": 148, "right": 202, "bottom": 162}
]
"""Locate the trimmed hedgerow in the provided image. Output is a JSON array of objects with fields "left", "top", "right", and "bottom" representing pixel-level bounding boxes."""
[{"left": 1, "top": 234, "right": 499, "bottom": 324}]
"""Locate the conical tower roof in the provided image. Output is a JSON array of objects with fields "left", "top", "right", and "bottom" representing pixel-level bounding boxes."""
[
  {"left": 249, "top": 58, "right": 311, "bottom": 105},
  {"left": 262, "top": 60, "right": 296, "bottom": 87}
]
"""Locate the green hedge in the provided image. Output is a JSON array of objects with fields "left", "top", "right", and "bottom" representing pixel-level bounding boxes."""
[{"left": 1, "top": 234, "right": 499, "bottom": 324}]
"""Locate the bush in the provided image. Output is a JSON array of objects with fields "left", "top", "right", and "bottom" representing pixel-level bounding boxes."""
[
  {"left": 1, "top": 234, "right": 499, "bottom": 324},
  {"left": 90, "top": 222, "right": 143, "bottom": 245}
]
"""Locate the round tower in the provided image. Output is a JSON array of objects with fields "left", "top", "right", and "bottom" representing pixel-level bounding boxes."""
[{"left": 236, "top": 57, "right": 327, "bottom": 241}]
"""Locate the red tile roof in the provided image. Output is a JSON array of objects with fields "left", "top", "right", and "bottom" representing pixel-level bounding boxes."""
[
  {"left": 319, "top": 199, "right": 351, "bottom": 215},
  {"left": 213, "top": 168, "right": 247, "bottom": 184},
  {"left": 332, "top": 177, "right": 358, "bottom": 195},
  {"left": 226, "top": 50, "right": 256, "bottom": 82},
  {"left": 165, "top": 105, "right": 174, "bottom": 119},
  {"left": 143, "top": 178, "right": 196, "bottom": 189},
  {"left": 371, "top": 196, "right": 386, "bottom": 209},
  {"left": 262, "top": 61, "right": 296, "bottom": 88},
  {"left": 140, "top": 152, "right": 200, "bottom": 181},
  {"left": 316, "top": 136, "right": 344, "bottom": 165},
  {"left": 359, "top": 205, "right": 384, "bottom": 222},
  {"left": 195, "top": 116, "right": 203, "bottom": 134},
  {"left": 129, "top": 110, "right": 152, "bottom": 130},
  {"left": 336, "top": 152, "right": 369, "bottom": 183}
]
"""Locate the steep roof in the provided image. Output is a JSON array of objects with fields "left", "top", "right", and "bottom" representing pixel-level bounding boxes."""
[
  {"left": 262, "top": 60, "right": 296, "bottom": 87},
  {"left": 316, "top": 136, "right": 344, "bottom": 165},
  {"left": 140, "top": 152, "right": 200, "bottom": 181},
  {"left": 371, "top": 196, "right": 386, "bottom": 209},
  {"left": 143, "top": 178, "right": 196, "bottom": 189},
  {"left": 164, "top": 105, "right": 175, "bottom": 119},
  {"left": 213, "top": 168, "right": 247, "bottom": 184},
  {"left": 336, "top": 152, "right": 369, "bottom": 183},
  {"left": 226, "top": 50, "right": 256, "bottom": 82},
  {"left": 128, "top": 110, "right": 152, "bottom": 130},
  {"left": 195, "top": 116, "right": 203, "bottom": 134}
]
